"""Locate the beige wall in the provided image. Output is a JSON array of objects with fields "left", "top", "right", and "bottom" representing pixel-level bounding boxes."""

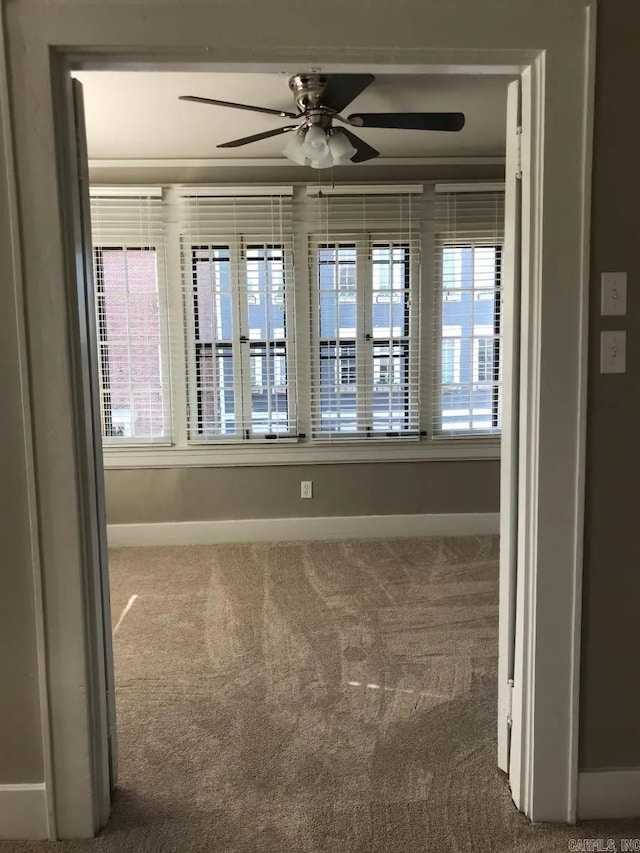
[
  {"left": 2, "top": 0, "right": 634, "bottom": 798},
  {"left": 105, "top": 460, "right": 500, "bottom": 523},
  {"left": 88, "top": 163, "right": 504, "bottom": 186},
  {"left": 0, "top": 93, "right": 44, "bottom": 782},
  {"left": 99, "top": 4, "right": 640, "bottom": 774},
  {"left": 95, "top": 164, "right": 505, "bottom": 527},
  {"left": 579, "top": 0, "right": 640, "bottom": 771}
]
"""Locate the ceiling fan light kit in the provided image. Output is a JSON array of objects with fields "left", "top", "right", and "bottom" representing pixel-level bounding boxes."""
[
  {"left": 179, "top": 73, "right": 465, "bottom": 168},
  {"left": 284, "top": 126, "right": 357, "bottom": 169}
]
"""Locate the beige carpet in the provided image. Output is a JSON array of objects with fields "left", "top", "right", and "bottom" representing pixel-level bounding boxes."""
[{"left": 4, "top": 536, "right": 640, "bottom": 852}]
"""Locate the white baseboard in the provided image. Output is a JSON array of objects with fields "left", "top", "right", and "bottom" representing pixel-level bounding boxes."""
[
  {"left": 0, "top": 783, "right": 49, "bottom": 840},
  {"left": 578, "top": 769, "right": 640, "bottom": 819},
  {"left": 107, "top": 512, "right": 499, "bottom": 547}
]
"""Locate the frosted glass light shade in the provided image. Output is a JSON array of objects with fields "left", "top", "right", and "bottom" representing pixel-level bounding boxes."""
[
  {"left": 328, "top": 129, "right": 357, "bottom": 165},
  {"left": 309, "top": 154, "right": 334, "bottom": 169},
  {"left": 283, "top": 125, "right": 357, "bottom": 169},
  {"left": 303, "top": 125, "right": 330, "bottom": 159},
  {"left": 283, "top": 132, "right": 307, "bottom": 165}
]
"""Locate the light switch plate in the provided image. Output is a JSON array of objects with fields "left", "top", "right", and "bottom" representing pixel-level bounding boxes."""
[
  {"left": 600, "top": 330, "right": 626, "bottom": 374},
  {"left": 601, "top": 272, "right": 627, "bottom": 316}
]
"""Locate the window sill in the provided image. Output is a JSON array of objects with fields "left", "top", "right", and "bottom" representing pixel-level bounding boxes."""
[{"left": 101, "top": 437, "right": 500, "bottom": 469}]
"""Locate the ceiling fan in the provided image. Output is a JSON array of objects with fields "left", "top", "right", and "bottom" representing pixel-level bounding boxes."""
[{"left": 179, "top": 73, "right": 465, "bottom": 168}]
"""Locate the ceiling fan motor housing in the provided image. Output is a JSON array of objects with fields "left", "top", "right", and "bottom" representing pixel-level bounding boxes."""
[{"left": 289, "top": 74, "right": 335, "bottom": 127}]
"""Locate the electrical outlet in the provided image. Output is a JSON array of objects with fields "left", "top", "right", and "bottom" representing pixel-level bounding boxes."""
[
  {"left": 600, "top": 330, "right": 626, "bottom": 374},
  {"left": 301, "top": 480, "right": 313, "bottom": 499}
]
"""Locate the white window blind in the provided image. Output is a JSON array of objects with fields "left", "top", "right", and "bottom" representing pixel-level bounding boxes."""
[
  {"left": 89, "top": 187, "right": 170, "bottom": 443},
  {"left": 433, "top": 184, "right": 505, "bottom": 436},
  {"left": 178, "top": 188, "right": 296, "bottom": 442},
  {"left": 306, "top": 186, "right": 422, "bottom": 441}
]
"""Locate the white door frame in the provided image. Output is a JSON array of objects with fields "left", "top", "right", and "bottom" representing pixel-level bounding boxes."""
[
  {"left": 497, "top": 76, "right": 522, "bottom": 777},
  {"left": 1, "top": 0, "right": 596, "bottom": 837}
]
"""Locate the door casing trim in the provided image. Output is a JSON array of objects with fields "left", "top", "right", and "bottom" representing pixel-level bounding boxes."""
[{"left": 0, "top": 0, "right": 595, "bottom": 835}]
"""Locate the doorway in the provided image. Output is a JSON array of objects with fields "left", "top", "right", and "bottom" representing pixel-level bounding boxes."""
[
  {"left": 0, "top": 0, "right": 594, "bottom": 837},
  {"left": 76, "top": 65, "right": 514, "bottom": 846}
]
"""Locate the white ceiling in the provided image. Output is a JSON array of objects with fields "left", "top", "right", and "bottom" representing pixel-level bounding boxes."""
[{"left": 74, "top": 71, "right": 509, "bottom": 162}]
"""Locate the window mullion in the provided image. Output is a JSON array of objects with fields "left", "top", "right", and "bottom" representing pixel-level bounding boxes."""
[
  {"left": 409, "top": 232, "right": 423, "bottom": 436},
  {"left": 308, "top": 240, "right": 320, "bottom": 439},
  {"left": 420, "top": 201, "right": 435, "bottom": 438},
  {"left": 358, "top": 237, "right": 372, "bottom": 435},
  {"left": 469, "top": 245, "right": 478, "bottom": 425},
  {"left": 164, "top": 187, "right": 187, "bottom": 446},
  {"left": 151, "top": 239, "right": 171, "bottom": 443},
  {"left": 232, "top": 238, "right": 250, "bottom": 439},
  {"left": 262, "top": 243, "right": 274, "bottom": 432},
  {"left": 93, "top": 247, "right": 112, "bottom": 438},
  {"left": 288, "top": 227, "right": 305, "bottom": 437},
  {"left": 121, "top": 247, "right": 137, "bottom": 433},
  {"left": 182, "top": 241, "right": 196, "bottom": 441},
  {"left": 434, "top": 247, "right": 447, "bottom": 434}
]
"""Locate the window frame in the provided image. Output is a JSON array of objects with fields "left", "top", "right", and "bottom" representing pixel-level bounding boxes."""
[
  {"left": 433, "top": 239, "right": 503, "bottom": 438},
  {"left": 309, "top": 232, "right": 420, "bottom": 442},
  {"left": 185, "top": 237, "right": 298, "bottom": 444},
  {"left": 93, "top": 239, "right": 172, "bottom": 446},
  {"left": 99, "top": 183, "right": 503, "bottom": 468},
  {"left": 441, "top": 326, "right": 462, "bottom": 386},
  {"left": 473, "top": 333, "right": 494, "bottom": 383}
]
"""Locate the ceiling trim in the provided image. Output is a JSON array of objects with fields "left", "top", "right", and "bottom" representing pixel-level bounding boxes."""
[{"left": 88, "top": 156, "right": 506, "bottom": 169}]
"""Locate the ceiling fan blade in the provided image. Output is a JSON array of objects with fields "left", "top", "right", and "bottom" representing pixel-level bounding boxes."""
[
  {"left": 319, "top": 74, "right": 375, "bottom": 113},
  {"left": 339, "top": 128, "right": 380, "bottom": 163},
  {"left": 348, "top": 112, "right": 466, "bottom": 131},
  {"left": 216, "top": 125, "right": 298, "bottom": 148},
  {"left": 179, "top": 95, "right": 299, "bottom": 119}
]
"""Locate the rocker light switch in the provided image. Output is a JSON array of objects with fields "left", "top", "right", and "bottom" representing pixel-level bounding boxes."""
[
  {"left": 600, "top": 330, "right": 626, "bottom": 374},
  {"left": 601, "top": 272, "right": 627, "bottom": 316}
]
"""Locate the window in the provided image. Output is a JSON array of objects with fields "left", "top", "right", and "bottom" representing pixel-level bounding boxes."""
[
  {"left": 191, "top": 245, "right": 235, "bottom": 437},
  {"left": 313, "top": 239, "right": 417, "bottom": 438},
  {"left": 180, "top": 191, "right": 296, "bottom": 442},
  {"left": 316, "top": 244, "right": 359, "bottom": 433},
  {"left": 307, "top": 188, "right": 421, "bottom": 441},
  {"left": 434, "top": 187, "right": 504, "bottom": 436},
  {"left": 442, "top": 248, "right": 463, "bottom": 303},
  {"left": 442, "top": 328, "right": 462, "bottom": 385},
  {"left": 246, "top": 244, "right": 285, "bottom": 306},
  {"left": 90, "top": 190, "right": 169, "bottom": 443},
  {"left": 340, "top": 353, "right": 357, "bottom": 386},
  {"left": 474, "top": 330, "right": 495, "bottom": 383},
  {"left": 373, "top": 244, "right": 406, "bottom": 304},
  {"left": 190, "top": 242, "right": 292, "bottom": 439},
  {"left": 338, "top": 256, "right": 357, "bottom": 302},
  {"left": 93, "top": 183, "right": 505, "bottom": 462}
]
